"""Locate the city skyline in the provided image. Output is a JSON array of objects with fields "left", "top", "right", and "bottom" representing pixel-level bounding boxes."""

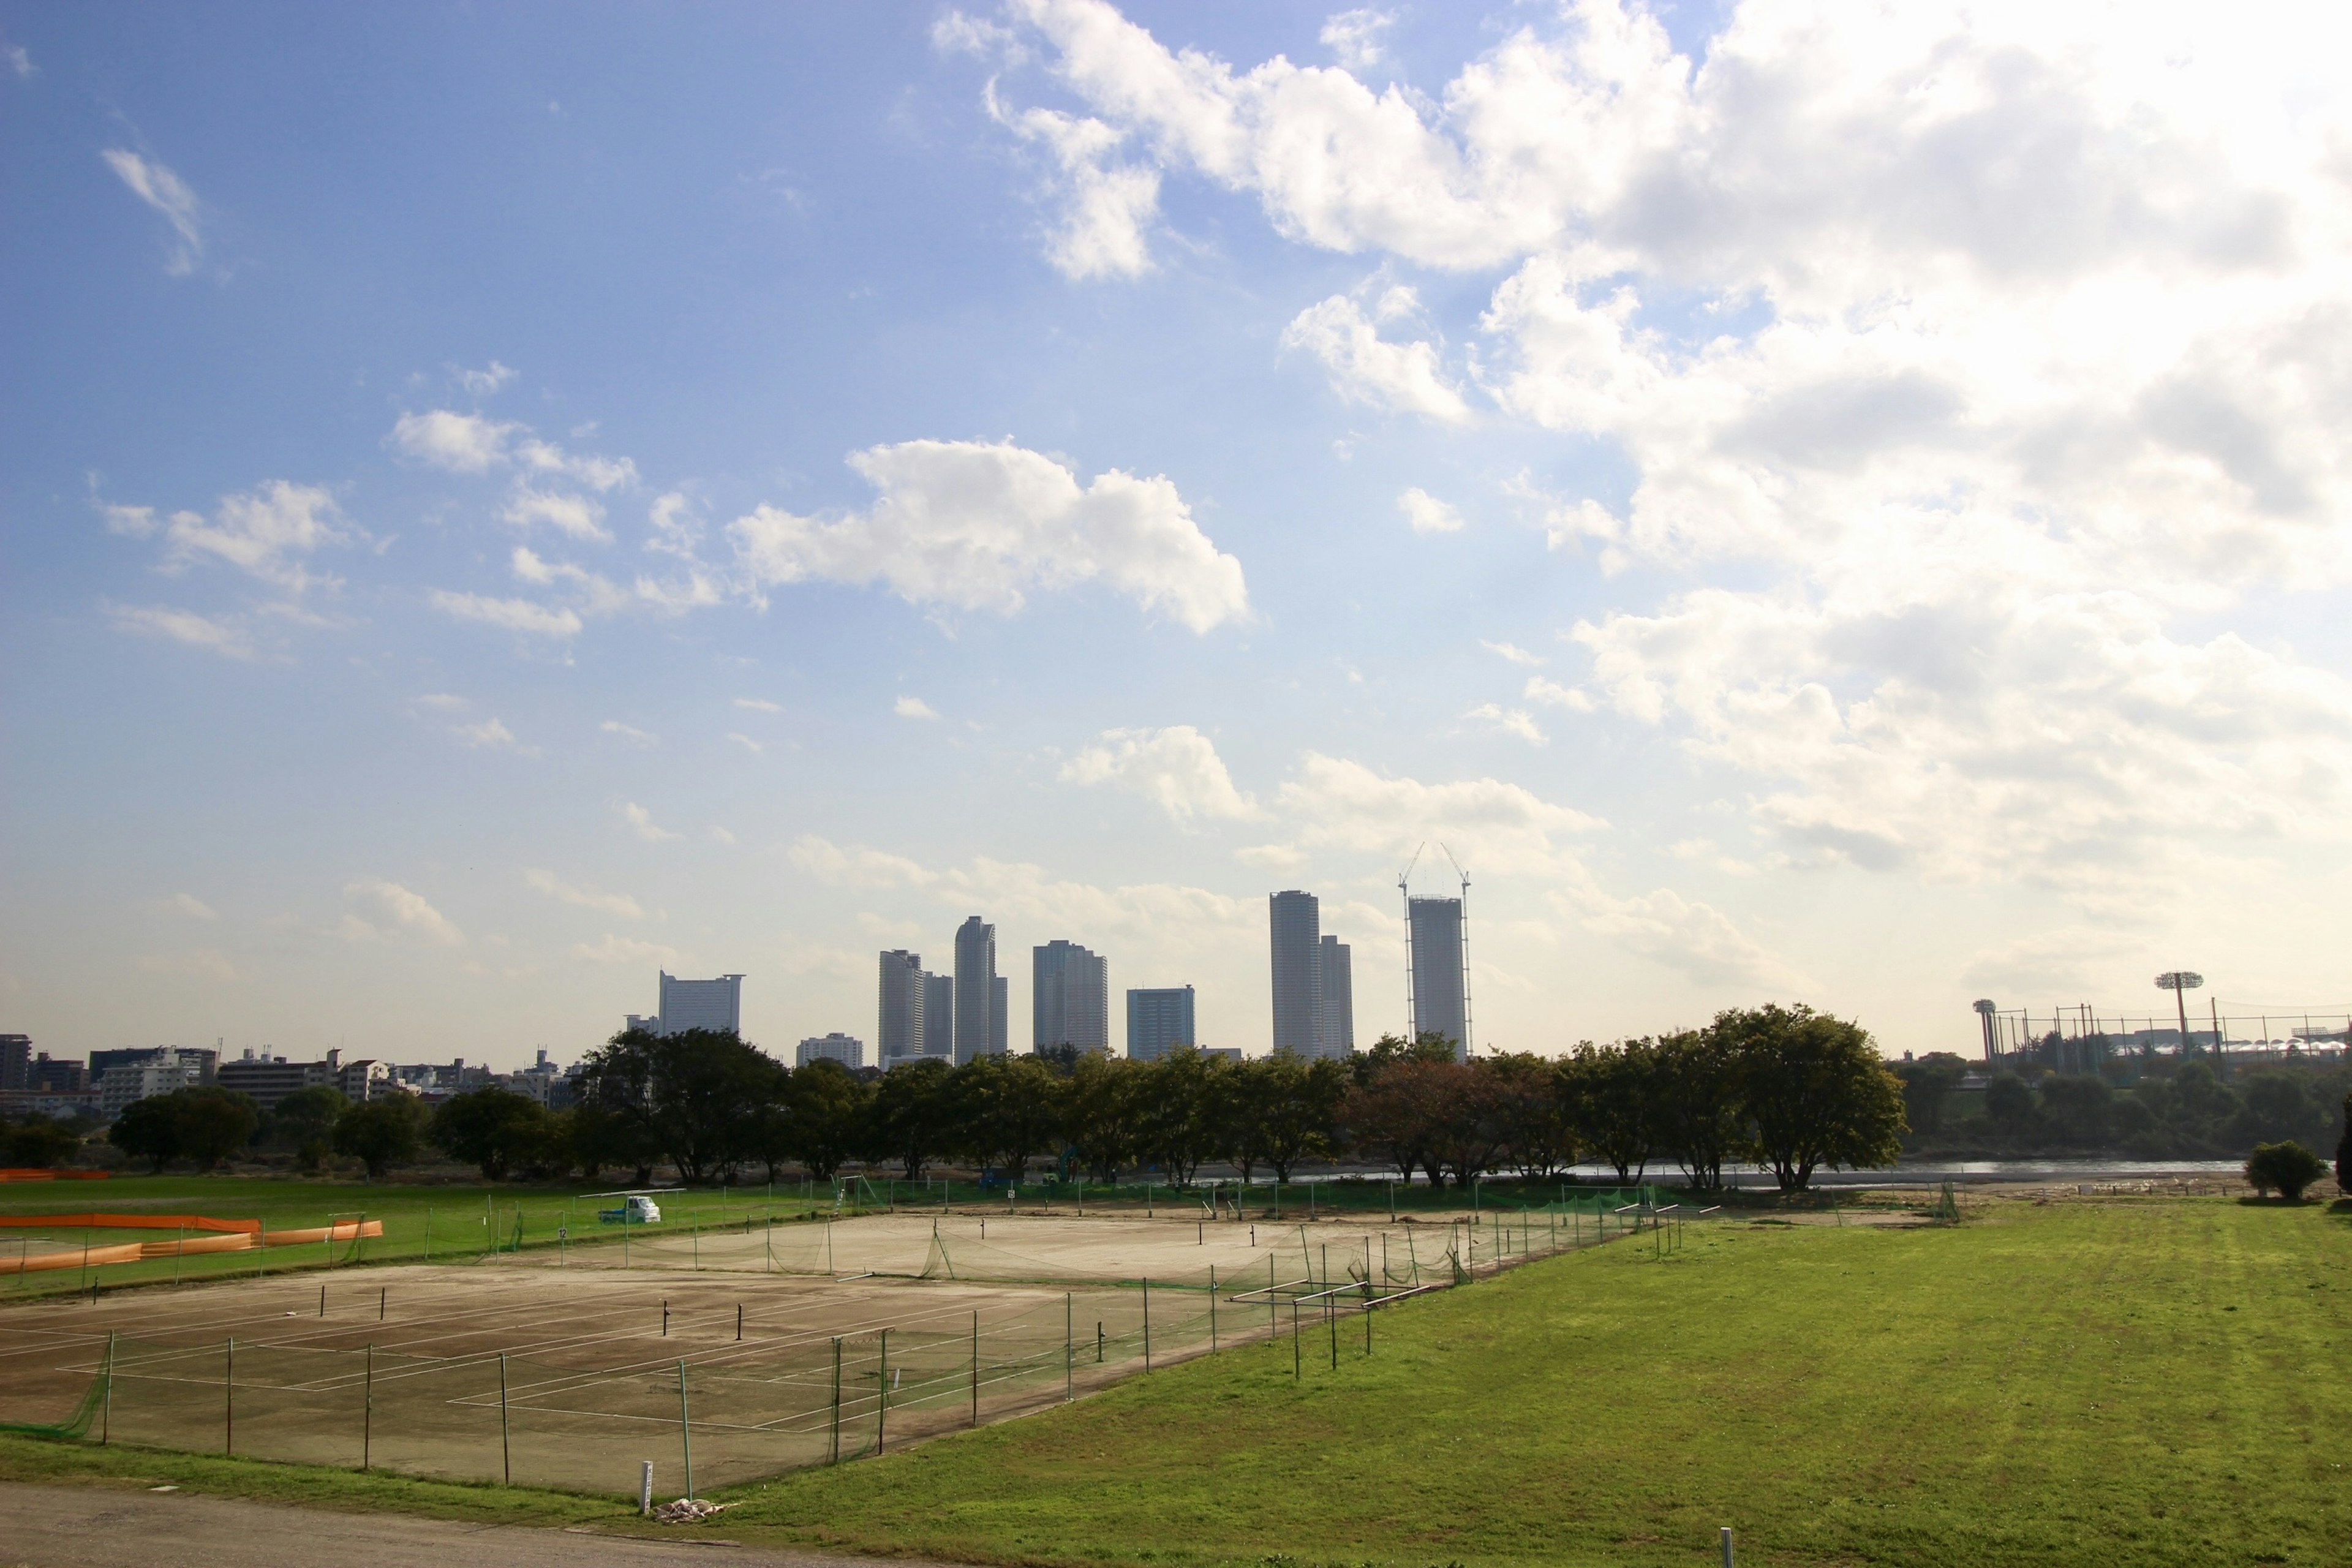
[{"left": 9, "top": 4, "right": 2350, "bottom": 1071}]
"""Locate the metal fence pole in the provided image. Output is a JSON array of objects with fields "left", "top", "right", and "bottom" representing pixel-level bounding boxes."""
[
  {"left": 876, "top": 1329, "right": 889, "bottom": 1455},
  {"left": 970, "top": 1311, "right": 979, "bottom": 1428},
  {"left": 363, "top": 1343, "right": 373, "bottom": 1471},
  {"left": 224, "top": 1336, "right": 234, "bottom": 1455},
  {"left": 829, "top": 1336, "right": 842, "bottom": 1463},
  {"left": 1210, "top": 1266, "right": 1218, "bottom": 1351},
  {"left": 100, "top": 1330, "right": 114, "bottom": 1444},
  {"left": 1065, "top": 1293, "right": 1073, "bottom": 1402},
  {"left": 677, "top": 1359, "right": 693, "bottom": 1500},
  {"left": 499, "top": 1353, "right": 513, "bottom": 1484}
]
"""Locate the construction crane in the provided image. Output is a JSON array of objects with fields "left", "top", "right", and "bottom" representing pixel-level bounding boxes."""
[
  {"left": 1398, "top": 843, "right": 1424, "bottom": 1044},
  {"left": 1439, "top": 843, "right": 1472, "bottom": 1057}
]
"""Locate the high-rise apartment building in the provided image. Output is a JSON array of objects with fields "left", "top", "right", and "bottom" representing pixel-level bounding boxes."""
[
  {"left": 1315, "top": 935, "right": 1354, "bottom": 1057},
  {"left": 1, "top": 1035, "right": 31, "bottom": 1091},
  {"left": 1408, "top": 895, "right": 1468, "bottom": 1057},
  {"left": 992, "top": 976, "right": 1009, "bottom": 1057},
  {"left": 796, "top": 1033, "right": 866, "bottom": 1069},
  {"left": 877, "top": 951, "right": 925, "bottom": 1062},
  {"left": 1033, "top": 940, "right": 1110, "bottom": 1052},
  {"left": 954, "top": 917, "right": 1000, "bottom": 1063},
  {"left": 626, "top": 971, "right": 744, "bottom": 1037},
  {"left": 1269, "top": 891, "right": 1322, "bottom": 1055},
  {"left": 1126, "top": 986, "right": 1197, "bottom": 1062},
  {"left": 922, "top": 973, "right": 955, "bottom": 1058}
]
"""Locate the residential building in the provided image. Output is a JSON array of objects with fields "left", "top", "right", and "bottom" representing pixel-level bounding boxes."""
[
  {"left": 1126, "top": 986, "right": 1196, "bottom": 1062},
  {"left": 26, "top": 1054, "right": 86, "bottom": 1093},
  {"left": 1408, "top": 895, "right": 1468, "bottom": 1057},
  {"left": 1034, "top": 940, "right": 1110, "bottom": 1052},
  {"left": 954, "top": 916, "right": 1000, "bottom": 1063},
  {"left": 627, "top": 971, "right": 744, "bottom": 1037},
  {"left": 500, "top": 1049, "right": 567, "bottom": 1105},
  {"left": 99, "top": 1058, "right": 198, "bottom": 1118},
  {"left": 877, "top": 951, "right": 926, "bottom": 1062},
  {"left": 1316, "top": 935, "right": 1354, "bottom": 1058},
  {"left": 214, "top": 1049, "right": 386, "bottom": 1109},
  {"left": 922, "top": 973, "right": 955, "bottom": 1058},
  {"left": 797, "top": 1033, "right": 867, "bottom": 1069},
  {"left": 0, "top": 1035, "right": 29, "bottom": 1091},
  {"left": 91, "top": 1046, "right": 216, "bottom": 1084},
  {"left": 0, "top": 1088, "right": 101, "bottom": 1120},
  {"left": 1269, "top": 891, "right": 1322, "bottom": 1056}
]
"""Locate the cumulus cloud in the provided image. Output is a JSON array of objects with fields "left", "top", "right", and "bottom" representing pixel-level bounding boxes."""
[
  {"left": 344, "top": 879, "right": 464, "bottom": 946},
  {"left": 101, "top": 148, "right": 203, "bottom": 275},
  {"left": 1482, "top": 640, "right": 1544, "bottom": 666},
  {"left": 573, "top": 933, "right": 684, "bottom": 966},
  {"left": 388, "top": 409, "right": 635, "bottom": 491},
  {"left": 1522, "top": 676, "right": 1593, "bottom": 711},
  {"left": 790, "top": 835, "right": 937, "bottom": 889},
  {"left": 1272, "top": 752, "right": 1603, "bottom": 870},
  {"left": 524, "top": 868, "right": 646, "bottom": 920},
  {"left": 1464, "top": 703, "right": 1545, "bottom": 745},
  {"left": 1558, "top": 883, "right": 1809, "bottom": 990},
  {"left": 1321, "top": 8, "right": 1392, "bottom": 73},
  {"left": 894, "top": 695, "right": 941, "bottom": 720},
  {"left": 103, "top": 481, "right": 353, "bottom": 597},
  {"left": 502, "top": 488, "right": 609, "bottom": 542},
  {"left": 622, "top": 802, "right": 677, "bottom": 842},
  {"left": 454, "top": 717, "right": 525, "bottom": 750},
  {"left": 992, "top": 93, "right": 1163, "bottom": 279},
  {"left": 601, "top": 720, "right": 657, "bottom": 745},
  {"left": 428, "top": 590, "right": 583, "bottom": 638},
  {"left": 734, "top": 697, "right": 783, "bottom": 714},
  {"left": 153, "top": 892, "right": 219, "bottom": 921},
  {"left": 728, "top": 438, "right": 1248, "bottom": 632},
  {"left": 1061, "top": 725, "right": 1261, "bottom": 822},
  {"left": 455, "top": 360, "right": 516, "bottom": 397},
  {"left": 105, "top": 602, "right": 254, "bottom": 659},
  {"left": 1398, "top": 487, "right": 1465, "bottom": 533},
  {"left": 1283, "top": 297, "right": 1472, "bottom": 423}
]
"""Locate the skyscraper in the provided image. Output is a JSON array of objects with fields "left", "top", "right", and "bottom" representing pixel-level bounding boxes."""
[
  {"left": 877, "top": 951, "right": 925, "bottom": 1063},
  {"left": 954, "top": 916, "right": 999, "bottom": 1063},
  {"left": 1315, "top": 935, "right": 1354, "bottom": 1058},
  {"left": 992, "top": 975, "right": 1009, "bottom": 1057},
  {"left": 1268, "top": 891, "right": 1321, "bottom": 1055},
  {"left": 1408, "top": 896, "right": 1468, "bottom": 1057},
  {"left": 1034, "top": 940, "right": 1110, "bottom": 1052},
  {"left": 1127, "top": 986, "right": 1196, "bottom": 1062},
  {"left": 627, "top": 971, "right": 744, "bottom": 1037},
  {"left": 922, "top": 972, "right": 955, "bottom": 1059}
]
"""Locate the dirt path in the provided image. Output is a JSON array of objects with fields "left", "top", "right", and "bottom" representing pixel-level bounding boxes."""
[{"left": 0, "top": 1482, "right": 935, "bottom": 1568}]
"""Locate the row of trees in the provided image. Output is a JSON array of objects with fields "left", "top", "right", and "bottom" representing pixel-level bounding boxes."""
[
  {"left": 410, "top": 1006, "right": 1904, "bottom": 1193},
  {"left": 1891, "top": 1052, "right": 2352, "bottom": 1156},
  {"left": 107, "top": 1084, "right": 433, "bottom": 1178}
]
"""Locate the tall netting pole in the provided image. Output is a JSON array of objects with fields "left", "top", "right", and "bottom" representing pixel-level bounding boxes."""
[
  {"left": 829, "top": 1337, "right": 842, "bottom": 1463},
  {"left": 100, "top": 1330, "right": 114, "bottom": 1445},
  {"left": 363, "top": 1343, "right": 373, "bottom": 1471},
  {"left": 1065, "top": 1294, "right": 1073, "bottom": 1403},
  {"left": 677, "top": 1359, "right": 693, "bottom": 1501},
  {"left": 970, "top": 1311, "right": 979, "bottom": 1428},
  {"left": 876, "top": 1330, "right": 889, "bottom": 1455},
  {"left": 499, "top": 1354, "right": 513, "bottom": 1484},
  {"left": 224, "top": 1336, "right": 234, "bottom": 1456}
]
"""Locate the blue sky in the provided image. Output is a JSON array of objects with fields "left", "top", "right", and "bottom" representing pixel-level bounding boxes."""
[{"left": 7, "top": 1, "right": 2350, "bottom": 1069}]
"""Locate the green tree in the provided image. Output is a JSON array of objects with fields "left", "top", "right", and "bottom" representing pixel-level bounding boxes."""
[
  {"left": 1135, "top": 1047, "right": 1222, "bottom": 1185},
  {"left": 1487, "top": 1051, "right": 1576, "bottom": 1178},
  {"left": 574, "top": 1027, "right": 778, "bottom": 1183},
  {"left": 952, "top": 1053, "right": 1063, "bottom": 1180},
  {"left": 332, "top": 1096, "right": 427, "bottom": 1178},
  {"left": 2234, "top": 1071, "right": 2323, "bottom": 1146},
  {"left": 1351, "top": 1030, "right": 1460, "bottom": 1085},
  {"left": 2039, "top": 1075, "right": 2112, "bottom": 1146},
  {"left": 2244, "top": 1140, "right": 2328, "bottom": 1200},
  {"left": 107, "top": 1095, "right": 181, "bottom": 1172},
  {"left": 788, "top": 1058, "right": 871, "bottom": 1182},
  {"left": 174, "top": 1088, "right": 262, "bottom": 1170},
  {"left": 872, "top": 1057, "right": 956, "bottom": 1179},
  {"left": 1558, "top": 1040, "right": 1662, "bottom": 1183},
  {"left": 1891, "top": 1052, "right": 1970, "bottom": 1138},
  {"left": 1655, "top": 1028, "right": 1749, "bottom": 1191},
  {"left": 1718, "top": 1003, "right": 1906, "bottom": 1192},
  {"left": 2337, "top": 1092, "right": 2352, "bottom": 1196},
  {"left": 430, "top": 1087, "right": 551, "bottom": 1180},
  {"left": 1247, "top": 1053, "right": 1347, "bottom": 1183},
  {"left": 268, "top": 1084, "right": 350, "bottom": 1171},
  {"left": 1338, "top": 1057, "right": 1447, "bottom": 1186},
  {"left": 1425, "top": 1060, "right": 1513, "bottom": 1189},
  {"left": 1985, "top": 1074, "right": 2037, "bottom": 1138},
  {"left": 1058, "top": 1052, "right": 1140, "bottom": 1183},
  {"left": 4, "top": 1115, "right": 81, "bottom": 1169}
]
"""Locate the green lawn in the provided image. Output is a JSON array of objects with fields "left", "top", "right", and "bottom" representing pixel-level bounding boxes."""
[{"left": 7, "top": 1196, "right": 2347, "bottom": 1566}]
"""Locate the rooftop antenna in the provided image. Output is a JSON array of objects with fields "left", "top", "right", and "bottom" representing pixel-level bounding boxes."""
[
  {"left": 1440, "top": 843, "right": 1472, "bottom": 1059},
  {"left": 1398, "top": 843, "right": 1425, "bottom": 1044}
]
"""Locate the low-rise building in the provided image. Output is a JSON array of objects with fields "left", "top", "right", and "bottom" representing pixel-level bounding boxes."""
[{"left": 797, "top": 1033, "right": 866, "bottom": 1069}]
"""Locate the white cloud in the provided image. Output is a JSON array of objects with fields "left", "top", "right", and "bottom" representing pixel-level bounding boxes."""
[
  {"left": 454, "top": 360, "right": 516, "bottom": 397},
  {"left": 101, "top": 148, "right": 203, "bottom": 275},
  {"left": 344, "top": 879, "right": 464, "bottom": 946},
  {"left": 137, "top": 949, "right": 239, "bottom": 982},
  {"left": 622, "top": 802, "right": 678, "bottom": 842},
  {"left": 6, "top": 44, "right": 31, "bottom": 78},
  {"left": 524, "top": 868, "right": 646, "bottom": 920},
  {"left": 1482, "top": 640, "right": 1544, "bottom": 667},
  {"left": 708, "top": 826, "right": 738, "bottom": 846},
  {"left": 454, "top": 717, "right": 524, "bottom": 750},
  {"left": 1061, "top": 725, "right": 1261, "bottom": 822},
  {"left": 726, "top": 731, "right": 764, "bottom": 754},
  {"left": 111, "top": 481, "right": 352, "bottom": 594},
  {"left": 153, "top": 892, "right": 219, "bottom": 921},
  {"left": 105, "top": 602, "right": 253, "bottom": 659},
  {"left": 1321, "top": 8, "right": 1392, "bottom": 73},
  {"left": 789, "top": 835, "right": 936, "bottom": 889},
  {"left": 601, "top": 720, "right": 657, "bottom": 745},
  {"left": 390, "top": 410, "right": 519, "bottom": 474},
  {"left": 1398, "top": 487, "right": 1465, "bottom": 534},
  {"left": 412, "top": 692, "right": 468, "bottom": 711},
  {"left": 502, "top": 488, "right": 609, "bottom": 542},
  {"left": 1283, "top": 298, "right": 1472, "bottom": 423},
  {"left": 728, "top": 438, "right": 1247, "bottom": 632},
  {"left": 1272, "top": 752, "right": 1603, "bottom": 870},
  {"left": 1523, "top": 675, "right": 1593, "bottom": 712},
  {"left": 894, "top": 695, "right": 941, "bottom": 720},
  {"left": 734, "top": 697, "right": 783, "bottom": 714},
  {"left": 572, "top": 933, "right": 684, "bottom": 967},
  {"left": 993, "top": 92, "right": 1163, "bottom": 279},
  {"left": 428, "top": 590, "right": 583, "bottom": 638},
  {"left": 1464, "top": 703, "right": 1545, "bottom": 745},
  {"left": 1556, "top": 883, "right": 1809, "bottom": 990}
]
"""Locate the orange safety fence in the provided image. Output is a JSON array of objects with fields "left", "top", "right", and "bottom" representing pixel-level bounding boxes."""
[
  {"left": 0, "top": 1242, "right": 145, "bottom": 1274},
  {"left": 0, "top": 1170, "right": 110, "bottom": 1182},
  {"left": 262, "top": 1220, "right": 383, "bottom": 1246},
  {"left": 0, "top": 1213, "right": 261, "bottom": 1234},
  {"left": 140, "top": 1233, "right": 254, "bottom": 1259}
]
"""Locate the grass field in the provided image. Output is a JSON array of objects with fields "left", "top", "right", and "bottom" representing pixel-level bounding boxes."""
[{"left": 7, "top": 1193, "right": 2345, "bottom": 1566}]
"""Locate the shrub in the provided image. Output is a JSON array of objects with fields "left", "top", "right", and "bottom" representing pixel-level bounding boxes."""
[{"left": 2244, "top": 1140, "right": 2328, "bottom": 1200}]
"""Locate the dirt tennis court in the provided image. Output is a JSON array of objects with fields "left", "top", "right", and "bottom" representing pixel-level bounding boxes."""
[{"left": 0, "top": 1209, "right": 1474, "bottom": 1496}]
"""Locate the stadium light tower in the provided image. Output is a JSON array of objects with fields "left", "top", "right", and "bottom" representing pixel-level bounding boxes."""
[
  {"left": 2155, "top": 971, "right": 2204, "bottom": 1054},
  {"left": 1972, "top": 998, "right": 1998, "bottom": 1061}
]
